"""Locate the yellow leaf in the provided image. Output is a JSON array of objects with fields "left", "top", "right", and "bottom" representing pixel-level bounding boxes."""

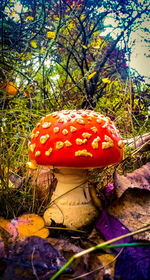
[
  {"left": 21, "top": 55, "right": 27, "bottom": 61},
  {"left": 70, "top": 1, "right": 75, "bottom": 8},
  {"left": 91, "top": 38, "right": 102, "bottom": 49},
  {"left": 102, "top": 78, "right": 111, "bottom": 84},
  {"left": 47, "top": 31, "right": 55, "bottom": 39},
  {"left": 26, "top": 16, "right": 34, "bottom": 21},
  {"left": 10, "top": 11, "right": 15, "bottom": 16},
  {"left": 27, "top": 52, "right": 32, "bottom": 59},
  {"left": 41, "top": 47, "right": 44, "bottom": 53},
  {"left": 36, "top": 73, "right": 43, "bottom": 80},
  {"left": 68, "top": 22, "right": 75, "bottom": 30},
  {"left": 88, "top": 72, "right": 97, "bottom": 80},
  {"left": 30, "top": 40, "right": 37, "bottom": 48},
  {"left": 53, "top": 15, "right": 59, "bottom": 21},
  {"left": 82, "top": 45, "right": 88, "bottom": 49},
  {"left": 81, "top": 14, "right": 86, "bottom": 20}
]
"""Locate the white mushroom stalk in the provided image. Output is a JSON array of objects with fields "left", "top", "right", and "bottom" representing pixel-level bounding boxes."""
[{"left": 43, "top": 168, "right": 99, "bottom": 228}]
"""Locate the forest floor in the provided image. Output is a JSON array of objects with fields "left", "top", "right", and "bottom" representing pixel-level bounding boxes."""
[{"left": 0, "top": 160, "right": 150, "bottom": 280}]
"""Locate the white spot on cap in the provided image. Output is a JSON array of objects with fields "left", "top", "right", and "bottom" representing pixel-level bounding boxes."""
[
  {"left": 52, "top": 112, "right": 58, "bottom": 117},
  {"left": 29, "top": 144, "right": 36, "bottom": 153},
  {"left": 42, "top": 122, "right": 51, "bottom": 128},
  {"left": 91, "top": 136, "right": 100, "bottom": 149},
  {"left": 58, "top": 118, "right": 64, "bottom": 123},
  {"left": 75, "top": 149, "right": 93, "bottom": 157},
  {"left": 63, "top": 111, "right": 70, "bottom": 115},
  {"left": 96, "top": 118, "right": 102, "bottom": 123},
  {"left": 70, "top": 126, "right": 77, "bottom": 132},
  {"left": 82, "top": 132, "right": 92, "bottom": 139},
  {"left": 102, "top": 135, "right": 114, "bottom": 149},
  {"left": 76, "top": 119, "right": 85, "bottom": 125},
  {"left": 40, "top": 134, "right": 49, "bottom": 144},
  {"left": 35, "top": 151, "right": 41, "bottom": 157},
  {"left": 54, "top": 127, "right": 60, "bottom": 133},
  {"left": 109, "top": 127, "right": 116, "bottom": 134},
  {"left": 45, "top": 147, "right": 53, "bottom": 156},
  {"left": 62, "top": 129, "right": 68, "bottom": 135},
  {"left": 81, "top": 113, "right": 87, "bottom": 117},
  {"left": 56, "top": 141, "right": 64, "bottom": 149},
  {"left": 91, "top": 127, "right": 98, "bottom": 133},
  {"left": 31, "top": 131, "right": 40, "bottom": 139},
  {"left": 76, "top": 138, "right": 87, "bottom": 145},
  {"left": 102, "top": 118, "right": 109, "bottom": 128},
  {"left": 64, "top": 140, "right": 72, "bottom": 147}
]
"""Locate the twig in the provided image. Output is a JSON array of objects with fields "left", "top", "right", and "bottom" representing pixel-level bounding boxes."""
[
  {"left": 31, "top": 247, "right": 40, "bottom": 280},
  {"left": 72, "top": 248, "right": 123, "bottom": 280},
  {"left": 46, "top": 226, "right": 86, "bottom": 234}
]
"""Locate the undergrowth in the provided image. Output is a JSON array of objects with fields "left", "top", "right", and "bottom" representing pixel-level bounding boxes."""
[{"left": 0, "top": 87, "right": 149, "bottom": 219}]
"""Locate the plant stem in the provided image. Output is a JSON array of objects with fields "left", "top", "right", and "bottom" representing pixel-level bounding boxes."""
[{"left": 105, "top": 242, "right": 150, "bottom": 249}]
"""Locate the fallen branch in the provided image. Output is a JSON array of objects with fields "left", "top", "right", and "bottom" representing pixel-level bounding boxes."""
[{"left": 124, "top": 133, "right": 150, "bottom": 152}]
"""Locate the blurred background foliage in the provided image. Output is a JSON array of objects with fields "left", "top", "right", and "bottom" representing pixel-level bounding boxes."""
[{"left": 0, "top": 0, "right": 149, "bottom": 217}]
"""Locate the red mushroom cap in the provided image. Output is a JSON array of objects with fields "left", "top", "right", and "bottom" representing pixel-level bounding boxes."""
[{"left": 28, "top": 110, "right": 124, "bottom": 169}]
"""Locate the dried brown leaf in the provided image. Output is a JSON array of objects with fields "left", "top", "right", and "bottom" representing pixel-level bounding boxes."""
[
  {"left": 108, "top": 188, "right": 150, "bottom": 240},
  {"left": 114, "top": 162, "right": 150, "bottom": 198},
  {"left": 28, "top": 167, "right": 57, "bottom": 204}
]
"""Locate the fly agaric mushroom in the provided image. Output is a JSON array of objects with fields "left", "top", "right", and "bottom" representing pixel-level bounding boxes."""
[{"left": 27, "top": 110, "right": 124, "bottom": 229}]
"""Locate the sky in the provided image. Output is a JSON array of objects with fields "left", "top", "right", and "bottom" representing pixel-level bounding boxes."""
[
  {"left": 101, "top": 13, "right": 150, "bottom": 83},
  {"left": 130, "top": 21, "right": 150, "bottom": 83},
  {"left": 4, "top": 1, "right": 150, "bottom": 83}
]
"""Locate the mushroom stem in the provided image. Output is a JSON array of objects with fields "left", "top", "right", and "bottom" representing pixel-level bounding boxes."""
[{"left": 43, "top": 168, "right": 99, "bottom": 229}]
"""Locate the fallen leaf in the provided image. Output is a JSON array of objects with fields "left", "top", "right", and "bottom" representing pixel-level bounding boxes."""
[
  {"left": 115, "top": 242, "right": 150, "bottom": 280},
  {"left": 0, "top": 228, "right": 10, "bottom": 258},
  {"left": 9, "top": 171, "right": 24, "bottom": 189},
  {"left": 0, "top": 217, "right": 18, "bottom": 239},
  {"left": 114, "top": 162, "right": 150, "bottom": 198},
  {"left": 11, "top": 213, "right": 49, "bottom": 238},
  {"left": 95, "top": 209, "right": 150, "bottom": 280},
  {"left": 1, "top": 236, "right": 67, "bottom": 280},
  {"left": 95, "top": 209, "right": 132, "bottom": 247},
  {"left": 49, "top": 236, "right": 108, "bottom": 280},
  {"left": 0, "top": 214, "right": 49, "bottom": 240},
  {"left": 85, "top": 252, "right": 115, "bottom": 280},
  {"left": 107, "top": 189, "right": 150, "bottom": 241},
  {"left": 27, "top": 166, "right": 56, "bottom": 204}
]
